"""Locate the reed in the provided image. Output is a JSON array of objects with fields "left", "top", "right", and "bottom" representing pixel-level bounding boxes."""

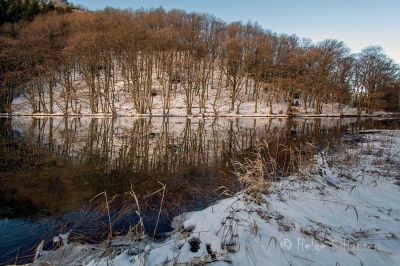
[{"left": 233, "top": 134, "right": 317, "bottom": 197}]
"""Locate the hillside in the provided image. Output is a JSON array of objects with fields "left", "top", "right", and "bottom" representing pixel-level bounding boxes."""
[{"left": 1, "top": 8, "right": 399, "bottom": 115}]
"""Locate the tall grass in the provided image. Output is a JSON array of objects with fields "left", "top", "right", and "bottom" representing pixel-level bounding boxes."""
[{"left": 233, "top": 133, "right": 317, "bottom": 196}]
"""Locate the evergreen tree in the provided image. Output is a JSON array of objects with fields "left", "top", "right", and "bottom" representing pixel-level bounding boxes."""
[{"left": 0, "top": 0, "right": 65, "bottom": 25}]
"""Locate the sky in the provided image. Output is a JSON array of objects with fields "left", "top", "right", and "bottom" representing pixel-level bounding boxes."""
[{"left": 72, "top": 0, "right": 400, "bottom": 63}]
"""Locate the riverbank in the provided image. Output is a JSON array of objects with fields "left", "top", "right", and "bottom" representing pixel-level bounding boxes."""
[
  {"left": 1, "top": 112, "right": 398, "bottom": 118},
  {"left": 9, "top": 78, "right": 397, "bottom": 119},
  {"left": 34, "top": 130, "right": 400, "bottom": 265}
]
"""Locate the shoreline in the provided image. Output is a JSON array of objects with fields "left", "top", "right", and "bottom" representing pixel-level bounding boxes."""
[
  {"left": 1, "top": 112, "right": 399, "bottom": 118},
  {"left": 34, "top": 130, "right": 400, "bottom": 265}
]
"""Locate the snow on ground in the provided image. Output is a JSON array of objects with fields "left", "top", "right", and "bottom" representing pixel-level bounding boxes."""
[
  {"left": 8, "top": 90, "right": 368, "bottom": 117},
  {"left": 34, "top": 131, "right": 400, "bottom": 265},
  {"left": 6, "top": 71, "right": 386, "bottom": 117}
]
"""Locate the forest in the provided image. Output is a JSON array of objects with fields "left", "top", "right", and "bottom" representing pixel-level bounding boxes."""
[{"left": 0, "top": 3, "right": 399, "bottom": 115}]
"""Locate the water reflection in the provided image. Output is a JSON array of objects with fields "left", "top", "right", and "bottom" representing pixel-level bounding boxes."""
[{"left": 1, "top": 116, "right": 399, "bottom": 264}]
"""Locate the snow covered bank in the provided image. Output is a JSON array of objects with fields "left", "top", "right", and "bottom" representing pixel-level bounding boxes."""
[
  {"left": 6, "top": 90, "right": 398, "bottom": 118},
  {"left": 7, "top": 73, "right": 395, "bottom": 118},
  {"left": 34, "top": 131, "right": 400, "bottom": 265}
]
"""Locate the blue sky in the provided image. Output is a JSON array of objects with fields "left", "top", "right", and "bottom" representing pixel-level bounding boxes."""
[{"left": 72, "top": 0, "right": 400, "bottom": 63}]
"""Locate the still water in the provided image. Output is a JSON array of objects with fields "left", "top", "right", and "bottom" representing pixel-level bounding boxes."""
[{"left": 0, "top": 116, "right": 399, "bottom": 264}]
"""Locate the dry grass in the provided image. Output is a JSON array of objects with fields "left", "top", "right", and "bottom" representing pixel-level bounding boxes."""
[
  {"left": 29, "top": 180, "right": 169, "bottom": 266},
  {"left": 234, "top": 150, "right": 269, "bottom": 195},
  {"left": 233, "top": 136, "right": 317, "bottom": 198}
]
